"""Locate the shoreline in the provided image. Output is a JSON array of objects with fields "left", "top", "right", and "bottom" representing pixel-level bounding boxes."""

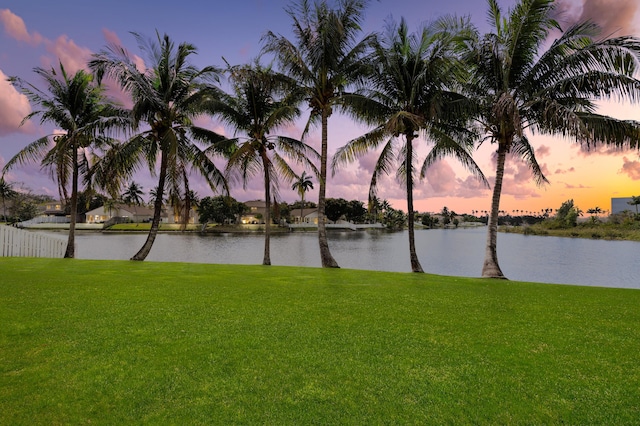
[{"left": 15, "top": 222, "right": 387, "bottom": 234}]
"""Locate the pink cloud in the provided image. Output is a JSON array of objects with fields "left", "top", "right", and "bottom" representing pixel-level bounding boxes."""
[
  {"left": 536, "top": 144, "right": 551, "bottom": 158},
  {"left": 453, "top": 175, "right": 491, "bottom": 199},
  {"left": 102, "top": 28, "right": 121, "bottom": 45},
  {"left": 564, "top": 183, "right": 591, "bottom": 189},
  {"left": 355, "top": 151, "right": 381, "bottom": 175},
  {"left": 424, "top": 160, "right": 456, "bottom": 194},
  {"left": 42, "top": 35, "right": 92, "bottom": 74},
  {"left": 0, "top": 9, "right": 43, "bottom": 45},
  {"left": 576, "top": 143, "right": 632, "bottom": 157},
  {"left": 102, "top": 29, "right": 145, "bottom": 72},
  {"left": 512, "top": 160, "right": 534, "bottom": 184},
  {"left": 0, "top": 70, "right": 33, "bottom": 136},
  {"left": 554, "top": 0, "right": 638, "bottom": 35},
  {"left": 619, "top": 156, "right": 640, "bottom": 180},
  {"left": 484, "top": 153, "right": 547, "bottom": 199},
  {"left": 554, "top": 167, "right": 575, "bottom": 174}
]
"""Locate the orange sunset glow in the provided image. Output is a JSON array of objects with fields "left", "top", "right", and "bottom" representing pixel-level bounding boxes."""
[{"left": 1, "top": 0, "right": 639, "bottom": 215}]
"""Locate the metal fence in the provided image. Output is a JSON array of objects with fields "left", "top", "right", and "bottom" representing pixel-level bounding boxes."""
[{"left": 0, "top": 225, "right": 66, "bottom": 258}]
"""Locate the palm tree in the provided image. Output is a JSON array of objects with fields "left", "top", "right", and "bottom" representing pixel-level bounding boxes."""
[
  {"left": 3, "top": 63, "right": 122, "bottom": 257},
  {"left": 587, "top": 206, "right": 603, "bottom": 216},
  {"left": 628, "top": 195, "right": 640, "bottom": 215},
  {"left": 263, "top": 0, "right": 374, "bottom": 268},
  {"left": 467, "top": 0, "right": 640, "bottom": 279},
  {"left": 121, "top": 181, "right": 145, "bottom": 207},
  {"left": 292, "top": 171, "right": 314, "bottom": 223},
  {"left": 213, "top": 62, "right": 319, "bottom": 265},
  {"left": 103, "top": 197, "right": 117, "bottom": 220},
  {"left": 0, "top": 177, "right": 18, "bottom": 222},
  {"left": 332, "top": 17, "right": 486, "bottom": 272},
  {"left": 90, "top": 32, "right": 228, "bottom": 261}
]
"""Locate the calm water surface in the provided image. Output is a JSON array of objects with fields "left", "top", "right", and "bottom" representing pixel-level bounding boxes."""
[{"left": 52, "top": 227, "right": 640, "bottom": 289}]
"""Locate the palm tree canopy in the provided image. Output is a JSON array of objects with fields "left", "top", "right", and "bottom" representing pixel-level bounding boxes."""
[
  {"left": 469, "top": 0, "right": 640, "bottom": 279},
  {"left": 121, "top": 181, "right": 145, "bottom": 206},
  {"left": 292, "top": 170, "right": 314, "bottom": 198},
  {"left": 0, "top": 177, "right": 18, "bottom": 200},
  {"left": 89, "top": 31, "right": 229, "bottom": 196},
  {"left": 212, "top": 62, "right": 320, "bottom": 197},
  {"left": 333, "top": 16, "right": 486, "bottom": 201},
  {"left": 262, "top": 0, "right": 375, "bottom": 134},
  {"left": 3, "top": 63, "right": 124, "bottom": 202},
  {"left": 469, "top": 0, "right": 640, "bottom": 181}
]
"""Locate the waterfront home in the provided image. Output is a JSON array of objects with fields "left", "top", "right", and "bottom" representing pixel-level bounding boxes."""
[
  {"left": 241, "top": 200, "right": 268, "bottom": 224},
  {"left": 290, "top": 208, "right": 319, "bottom": 224},
  {"left": 43, "top": 200, "right": 66, "bottom": 217},
  {"left": 85, "top": 204, "right": 159, "bottom": 224}
]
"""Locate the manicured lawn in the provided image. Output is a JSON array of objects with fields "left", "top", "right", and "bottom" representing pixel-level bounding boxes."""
[{"left": 1, "top": 258, "right": 639, "bottom": 424}]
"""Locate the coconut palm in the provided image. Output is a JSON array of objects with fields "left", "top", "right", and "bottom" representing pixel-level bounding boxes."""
[
  {"left": 213, "top": 62, "right": 319, "bottom": 265},
  {"left": 586, "top": 206, "right": 603, "bottom": 216},
  {"left": 263, "top": 0, "right": 375, "bottom": 268},
  {"left": 121, "top": 181, "right": 145, "bottom": 207},
  {"left": 103, "top": 197, "right": 117, "bottom": 220},
  {"left": 292, "top": 171, "right": 314, "bottom": 222},
  {"left": 628, "top": 195, "right": 640, "bottom": 215},
  {"left": 3, "top": 63, "right": 123, "bottom": 257},
  {"left": 0, "top": 177, "right": 18, "bottom": 222},
  {"left": 168, "top": 174, "right": 199, "bottom": 231},
  {"left": 467, "top": 0, "right": 640, "bottom": 278},
  {"left": 333, "top": 17, "right": 486, "bottom": 272},
  {"left": 90, "top": 32, "right": 228, "bottom": 261}
]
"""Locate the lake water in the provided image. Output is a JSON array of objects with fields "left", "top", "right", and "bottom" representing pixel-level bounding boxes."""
[{"left": 48, "top": 227, "right": 639, "bottom": 289}]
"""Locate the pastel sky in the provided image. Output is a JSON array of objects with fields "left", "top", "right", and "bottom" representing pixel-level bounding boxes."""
[{"left": 1, "top": 0, "right": 639, "bottom": 215}]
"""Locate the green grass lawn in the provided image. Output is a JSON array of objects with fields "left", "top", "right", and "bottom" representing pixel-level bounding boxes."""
[{"left": 1, "top": 258, "right": 639, "bottom": 424}]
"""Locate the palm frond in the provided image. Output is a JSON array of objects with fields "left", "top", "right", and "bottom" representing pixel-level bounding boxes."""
[{"left": 511, "top": 135, "right": 548, "bottom": 186}]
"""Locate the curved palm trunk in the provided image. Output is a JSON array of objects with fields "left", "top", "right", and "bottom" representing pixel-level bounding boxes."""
[
  {"left": 406, "top": 133, "right": 423, "bottom": 273},
  {"left": 261, "top": 150, "right": 271, "bottom": 266},
  {"left": 131, "top": 151, "right": 168, "bottom": 261},
  {"left": 482, "top": 147, "right": 507, "bottom": 279},
  {"left": 318, "top": 110, "right": 339, "bottom": 268},
  {"left": 64, "top": 149, "right": 78, "bottom": 258},
  {"left": 181, "top": 170, "right": 190, "bottom": 232}
]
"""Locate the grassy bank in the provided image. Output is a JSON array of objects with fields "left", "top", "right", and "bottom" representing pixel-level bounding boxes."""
[
  {"left": 502, "top": 222, "right": 640, "bottom": 241},
  {"left": 2, "top": 259, "right": 639, "bottom": 424}
]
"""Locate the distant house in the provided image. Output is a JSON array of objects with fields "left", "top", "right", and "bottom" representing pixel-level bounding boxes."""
[
  {"left": 290, "top": 208, "right": 319, "bottom": 224},
  {"left": 611, "top": 197, "right": 634, "bottom": 214},
  {"left": 167, "top": 206, "right": 198, "bottom": 224},
  {"left": 85, "top": 204, "right": 161, "bottom": 224},
  {"left": 241, "top": 200, "right": 268, "bottom": 224},
  {"left": 43, "top": 200, "right": 66, "bottom": 217}
]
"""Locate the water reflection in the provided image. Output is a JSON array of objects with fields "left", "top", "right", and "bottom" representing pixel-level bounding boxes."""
[{"left": 62, "top": 227, "right": 639, "bottom": 289}]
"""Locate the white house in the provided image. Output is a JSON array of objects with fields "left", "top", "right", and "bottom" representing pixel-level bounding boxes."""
[
  {"left": 85, "top": 204, "right": 158, "bottom": 224},
  {"left": 290, "top": 208, "right": 319, "bottom": 224}
]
